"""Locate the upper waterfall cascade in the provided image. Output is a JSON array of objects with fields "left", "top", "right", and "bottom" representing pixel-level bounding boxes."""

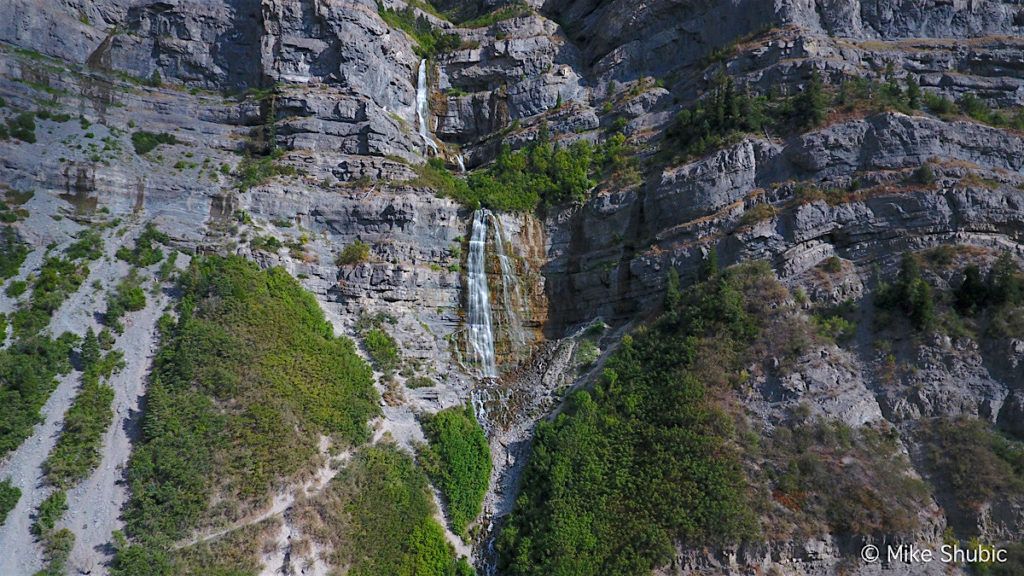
[{"left": 416, "top": 59, "right": 438, "bottom": 154}]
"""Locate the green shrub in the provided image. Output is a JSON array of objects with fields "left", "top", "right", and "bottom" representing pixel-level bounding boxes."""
[
  {"left": 764, "top": 420, "right": 931, "bottom": 538},
  {"left": 823, "top": 255, "right": 843, "bottom": 273},
  {"left": 405, "top": 375, "right": 436, "bottom": 389},
  {"left": 418, "top": 404, "right": 491, "bottom": 536},
  {"left": 0, "top": 226, "right": 28, "bottom": 280},
  {"left": 924, "top": 92, "right": 957, "bottom": 116},
  {"left": 364, "top": 327, "right": 400, "bottom": 373},
  {"left": 105, "top": 270, "right": 147, "bottom": 332},
  {"left": 458, "top": 2, "right": 531, "bottom": 27},
  {"left": 7, "top": 112, "right": 36, "bottom": 143},
  {"left": 740, "top": 203, "right": 775, "bottom": 227},
  {"left": 235, "top": 154, "right": 296, "bottom": 190},
  {"left": 336, "top": 240, "right": 371, "bottom": 266},
  {"left": 0, "top": 478, "right": 20, "bottom": 525},
  {"left": 250, "top": 235, "right": 283, "bottom": 253},
  {"left": 12, "top": 256, "right": 89, "bottom": 337},
  {"left": 875, "top": 253, "right": 935, "bottom": 331},
  {"left": 65, "top": 228, "right": 104, "bottom": 261},
  {"left": 130, "top": 131, "right": 177, "bottom": 155},
  {"left": 0, "top": 335, "right": 76, "bottom": 457},
  {"left": 575, "top": 339, "right": 599, "bottom": 366},
  {"left": 920, "top": 418, "right": 1024, "bottom": 508},
  {"left": 116, "top": 223, "right": 168, "bottom": 267},
  {"left": 32, "top": 489, "right": 67, "bottom": 536},
  {"left": 913, "top": 163, "right": 936, "bottom": 185}
]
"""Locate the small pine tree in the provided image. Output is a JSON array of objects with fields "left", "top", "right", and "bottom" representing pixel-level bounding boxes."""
[
  {"left": 954, "top": 265, "right": 987, "bottom": 315},
  {"left": 988, "top": 252, "right": 1023, "bottom": 306},
  {"left": 906, "top": 76, "right": 922, "bottom": 110},
  {"left": 795, "top": 71, "right": 829, "bottom": 129},
  {"left": 148, "top": 69, "right": 162, "bottom": 88},
  {"left": 701, "top": 248, "right": 720, "bottom": 280},
  {"left": 81, "top": 327, "right": 100, "bottom": 369},
  {"left": 664, "top": 268, "right": 681, "bottom": 310}
]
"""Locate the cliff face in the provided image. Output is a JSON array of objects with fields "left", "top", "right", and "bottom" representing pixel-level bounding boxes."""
[{"left": 0, "top": 0, "right": 1023, "bottom": 575}]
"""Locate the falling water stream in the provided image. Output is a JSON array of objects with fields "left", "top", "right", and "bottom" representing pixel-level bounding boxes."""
[
  {"left": 466, "top": 209, "right": 498, "bottom": 378},
  {"left": 464, "top": 208, "right": 527, "bottom": 380},
  {"left": 416, "top": 59, "right": 438, "bottom": 154}
]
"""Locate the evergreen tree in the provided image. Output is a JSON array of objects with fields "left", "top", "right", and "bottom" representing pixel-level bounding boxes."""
[
  {"left": 988, "top": 252, "right": 1023, "bottom": 306},
  {"left": 664, "top": 267, "right": 681, "bottom": 310},
  {"left": 906, "top": 76, "right": 922, "bottom": 110},
  {"left": 955, "top": 265, "right": 987, "bottom": 315},
  {"left": 701, "top": 248, "right": 720, "bottom": 280},
  {"left": 795, "top": 71, "right": 829, "bottom": 129},
  {"left": 81, "top": 327, "right": 100, "bottom": 369}
]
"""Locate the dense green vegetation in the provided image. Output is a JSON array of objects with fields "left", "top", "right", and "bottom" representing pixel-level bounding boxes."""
[
  {"left": 33, "top": 490, "right": 75, "bottom": 576},
  {"left": 498, "top": 264, "right": 785, "bottom": 575},
  {"left": 336, "top": 239, "right": 371, "bottom": 266},
  {"left": 116, "top": 223, "right": 168, "bottom": 267},
  {"left": 112, "top": 256, "right": 378, "bottom": 575},
  {"left": 234, "top": 153, "right": 297, "bottom": 191},
  {"left": 0, "top": 232, "right": 93, "bottom": 458},
  {"left": 364, "top": 327, "right": 401, "bottom": 373},
  {"left": 418, "top": 403, "right": 491, "bottom": 536},
  {"left": 662, "top": 73, "right": 829, "bottom": 162},
  {"left": 457, "top": 2, "right": 531, "bottom": 28},
  {"left": 662, "top": 71, "right": 1010, "bottom": 165},
  {"left": 875, "top": 253, "right": 935, "bottom": 331},
  {"left": 953, "top": 252, "right": 1024, "bottom": 338},
  {"left": 43, "top": 338, "right": 123, "bottom": 488},
  {"left": 423, "top": 126, "right": 636, "bottom": 212},
  {"left": 105, "top": 270, "right": 147, "bottom": 332},
  {"left": 874, "top": 249, "right": 1023, "bottom": 339},
  {"left": 377, "top": 3, "right": 461, "bottom": 58},
  {"left": 0, "top": 478, "right": 20, "bottom": 525},
  {"left": 302, "top": 444, "right": 474, "bottom": 576},
  {"left": 32, "top": 489, "right": 67, "bottom": 536},
  {"left": 0, "top": 335, "right": 76, "bottom": 457},
  {"left": 921, "top": 91, "right": 1024, "bottom": 130},
  {"left": 131, "top": 131, "right": 178, "bottom": 155},
  {"left": 7, "top": 111, "right": 36, "bottom": 143},
  {"left": 0, "top": 226, "right": 28, "bottom": 280},
  {"left": 11, "top": 255, "right": 91, "bottom": 337},
  {"left": 65, "top": 229, "right": 104, "bottom": 261}
]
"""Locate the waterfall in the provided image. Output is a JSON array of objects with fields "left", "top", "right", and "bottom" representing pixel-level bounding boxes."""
[
  {"left": 466, "top": 209, "right": 497, "bottom": 378},
  {"left": 455, "top": 154, "right": 466, "bottom": 173},
  {"left": 416, "top": 59, "right": 438, "bottom": 154},
  {"left": 488, "top": 213, "right": 526, "bottom": 348}
]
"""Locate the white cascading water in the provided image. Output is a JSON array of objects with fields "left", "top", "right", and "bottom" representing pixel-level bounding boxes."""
[
  {"left": 455, "top": 154, "right": 466, "bottom": 173},
  {"left": 466, "top": 209, "right": 498, "bottom": 378},
  {"left": 489, "top": 212, "right": 526, "bottom": 348},
  {"left": 416, "top": 59, "right": 438, "bottom": 154}
]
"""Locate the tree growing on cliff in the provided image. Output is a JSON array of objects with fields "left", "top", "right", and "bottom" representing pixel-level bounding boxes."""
[{"left": 794, "top": 71, "right": 829, "bottom": 129}]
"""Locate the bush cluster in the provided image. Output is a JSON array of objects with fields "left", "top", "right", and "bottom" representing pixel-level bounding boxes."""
[
  {"left": 418, "top": 403, "right": 491, "bottom": 536},
  {"left": 116, "top": 223, "right": 168, "bottom": 267},
  {"left": 130, "top": 131, "right": 178, "bottom": 155}
]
